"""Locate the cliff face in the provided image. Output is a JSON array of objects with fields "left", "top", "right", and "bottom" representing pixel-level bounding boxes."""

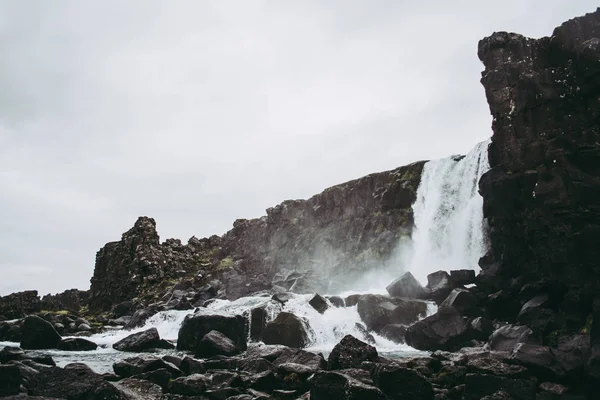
[
  {"left": 88, "top": 161, "right": 424, "bottom": 311},
  {"left": 478, "top": 9, "right": 600, "bottom": 290}
]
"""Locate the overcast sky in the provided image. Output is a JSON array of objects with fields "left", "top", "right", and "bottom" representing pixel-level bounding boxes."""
[{"left": 0, "top": 1, "right": 597, "bottom": 296}]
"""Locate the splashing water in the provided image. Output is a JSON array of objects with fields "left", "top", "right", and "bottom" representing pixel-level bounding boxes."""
[{"left": 408, "top": 140, "right": 491, "bottom": 285}]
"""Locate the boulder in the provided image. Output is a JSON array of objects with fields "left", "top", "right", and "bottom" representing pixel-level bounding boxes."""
[
  {"left": 371, "top": 364, "right": 435, "bottom": 400},
  {"left": 450, "top": 270, "right": 476, "bottom": 286},
  {"left": 262, "top": 312, "right": 310, "bottom": 348},
  {"left": 426, "top": 271, "right": 454, "bottom": 305},
  {"left": 440, "top": 288, "right": 478, "bottom": 316},
  {"left": 0, "top": 346, "right": 24, "bottom": 363},
  {"left": 379, "top": 324, "right": 407, "bottom": 344},
  {"left": 195, "top": 330, "right": 238, "bottom": 358},
  {"left": 468, "top": 317, "right": 494, "bottom": 341},
  {"left": 0, "top": 291, "right": 41, "bottom": 320},
  {"left": 271, "top": 292, "right": 295, "bottom": 305},
  {"left": 58, "top": 338, "right": 98, "bottom": 351},
  {"left": 517, "top": 294, "right": 554, "bottom": 334},
  {"left": 405, "top": 307, "right": 472, "bottom": 351},
  {"left": 327, "top": 296, "right": 345, "bottom": 307},
  {"left": 20, "top": 315, "right": 61, "bottom": 350},
  {"left": 177, "top": 313, "right": 247, "bottom": 353},
  {"left": 28, "top": 365, "right": 127, "bottom": 399},
  {"left": 249, "top": 306, "right": 268, "bottom": 341},
  {"left": 310, "top": 371, "right": 386, "bottom": 400},
  {"left": 309, "top": 294, "right": 330, "bottom": 314},
  {"left": 111, "top": 377, "right": 163, "bottom": 400},
  {"left": 123, "top": 306, "right": 159, "bottom": 329},
  {"left": 386, "top": 272, "right": 427, "bottom": 299},
  {"left": 328, "top": 335, "right": 378, "bottom": 370},
  {"left": 113, "top": 355, "right": 182, "bottom": 378},
  {"left": 0, "top": 365, "right": 21, "bottom": 397},
  {"left": 170, "top": 374, "right": 209, "bottom": 396},
  {"left": 357, "top": 294, "right": 427, "bottom": 331},
  {"left": 488, "top": 325, "right": 539, "bottom": 352},
  {"left": 509, "top": 343, "right": 564, "bottom": 380},
  {"left": 273, "top": 348, "right": 326, "bottom": 372},
  {"left": 345, "top": 294, "right": 361, "bottom": 307},
  {"left": 464, "top": 373, "right": 536, "bottom": 400},
  {"left": 113, "top": 327, "right": 166, "bottom": 352}
]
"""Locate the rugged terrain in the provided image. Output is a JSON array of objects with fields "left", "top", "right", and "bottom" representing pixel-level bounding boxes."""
[{"left": 1, "top": 7, "right": 600, "bottom": 400}]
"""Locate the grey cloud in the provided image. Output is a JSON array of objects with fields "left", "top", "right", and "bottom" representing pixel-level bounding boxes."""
[{"left": 0, "top": 0, "right": 597, "bottom": 295}]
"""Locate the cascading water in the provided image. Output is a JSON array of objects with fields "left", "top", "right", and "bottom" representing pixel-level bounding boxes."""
[{"left": 408, "top": 139, "right": 491, "bottom": 285}]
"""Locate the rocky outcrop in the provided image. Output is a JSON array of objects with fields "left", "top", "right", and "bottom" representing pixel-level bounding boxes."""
[
  {"left": 40, "top": 289, "right": 89, "bottom": 314},
  {"left": 88, "top": 160, "right": 424, "bottom": 311},
  {"left": 0, "top": 291, "right": 40, "bottom": 320},
  {"left": 88, "top": 217, "right": 222, "bottom": 311},
  {"left": 478, "top": 9, "right": 600, "bottom": 297}
]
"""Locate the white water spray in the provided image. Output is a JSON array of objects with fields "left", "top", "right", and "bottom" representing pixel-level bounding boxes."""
[{"left": 408, "top": 140, "right": 490, "bottom": 285}]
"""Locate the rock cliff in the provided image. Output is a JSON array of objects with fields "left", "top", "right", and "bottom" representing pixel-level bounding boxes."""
[
  {"left": 88, "top": 161, "right": 424, "bottom": 311},
  {"left": 478, "top": 9, "right": 600, "bottom": 294}
]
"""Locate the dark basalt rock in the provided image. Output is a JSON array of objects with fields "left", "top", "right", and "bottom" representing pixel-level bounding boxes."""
[
  {"left": 273, "top": 348, "right": 326, "bottom": 372},
  {"left": 450, "top": 270, "right": 476, "bottom": 286},
  {"left": 113, "top": 355, "right": 182, "bottom": 378},
  {"left": 28, "top": 365, "right": 127, "bottom": 400},
  {"left": 113, "top": 327, "right": 169, "bottom": 352},
  {"left": 0, "top": 365, "right": 21, "bottom": 397},
  {"left": 427, "top": 271, "right": 455, "bottom": 305},
  {"left": 308, "top": 294, "right": 330, "bottom": 314},
  {"left": 464, "top": 373, "right": 536, "bottom": 400},
  {"left": 327, "top": 296, "right": 345, "bottom": 307},
  {"left": 111, "top": 378, "right": 163, "bottom": 400},
  {"left": 386, "top": 272, "right": 428, "bottom": 299},
  {"left": 310, "top": 371, "right": 386, "bottom": 400},
  {"left": 440, "top": 288, "right": 479, "bottom": 316},
  {"left": 57, "top": 337, "right": 98, "bottom": 351},
  {"left": 405, "top": 307, "right": 473, "bottom": 351},
  {"left": 356, "top": 294, "right": 428, "bottom": 331},
  {"left": 262, "top": 312, "right": 310, "bottom": 348},
  {"left": 0, "top": 291, "right": 41, "bottom": 321},
  {"left": 478, "top": 8, "right": 600, "bottom": 303},
  {"left": 249, "top": 306, "right": 268, "bottom": 341},
  {"left": 328, "top": 335, "right": 378, "bottom": 370},
  {"left": 379, "top": 324, "right": 407, "bottom": 344},
  {"left": 371, "top": 364, "right": 435, "bottom": 400},
  {"left": 170, "top": 374, "right": 209, "bottom": 396},
  {"left": 177, "top": 313, "right": 247, "bottom": 354},
  {"left": 20, "top": 315, "right": 61, "bottom": 350},
  {"left": 195, "top": 330, "right": 238, "bottom": 358},
  {"left": 488, "top": 324, "right": 539, "bottom": 352},
  {"left": 0, "top": 346, "right": 24, "bottom": 363}
]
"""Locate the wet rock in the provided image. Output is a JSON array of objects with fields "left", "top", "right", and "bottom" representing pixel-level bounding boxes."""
[
  {"left": 273, "top": 348, "right": 326, "bottom": 372},
  {"left": 386, "top": 272, "right": 427, "bottom": 299},
  {"left": 0, "top": 365, "right": 21, "bottom": 397},
  {"left": 353, "top": 322, "right": 375, "bottom": 344},
  {"left": 450, "top": 270, "right": 476, "bottom": 286},
  {"left": 488, "top": 325, "right": 539, "bottom": 352},
  {"left": 112, "top": 377, "right": 163, "bottom": 400},
  {"left": 371, "top": 364, "right": 434, "bottom": 400},
  {"left": 271, "top": 292, "right": 295, "bottom": 305},
  {"left": 308, "top": 294, "right": 329, "bottom": 314},
  {"left": 468, "top": 317, "right": 494, "bottom": 341},
  {"left": 177, "top": 313, "right": 247, "bottom": 353},
  {"left": 28, "top": 365, "right": 127, "bottom": 399},
  {"left": 57, "top": 337, "right": 98, "bottom": 351},
  {"left": 509, "top": 343, "right": 564, "bottom": 380},
  {"left": 440, "top": 288, "right": 478, "bottom": 316},
  {"left": 517, "top": 294, "right": 554, "bottom": 335},
  {"left": 113, "top": 327, "right": 166, "bottom": 352},
  {"left": 426, "top": 271, "right": 454, "bottom": 305},
  {"left": 250, "top": 306, "right": 268, "bottom": 341},
  {"left": 328, "top": 335, "right": 378, "bottom": 370},
  {"left": 76, "top": 323, "right": 91, "bottom": 332},
  {"left": 124, "top": 306, "right": 159, "bottom": 330},
  {"left": 464, "top": 373, "right": 536, "bottom": 400},
  {"left": 327, "top": 296, "right": 345, "bottom": 307},
  {"left": 357, "top": 294, "right": 427, "bottom": 331},
  {"left": 170, "top": 374, "right": 208, "bottom": 396},
  {"left": 486, "top": 290, "right": 521, "bottom": 321},
  {"left": 113, "top": 300, "right": 136, "bottom": 318},
  {"left": 405, "top": 307, "right": 472, "bottom": 351},
  {"left": 379, "top": 324, "right": 407, "bottom": 344},
  {"left": 345, "top": 294, "right": 361, "bottom": 307},
  {"left": 310, "top": 371, "right": 386, "bottom": 400},
  {"left": 113, "top": 355, "right": 182, "bottom": 378},
  {"left": 0, "top": 346, "right": 24, "bottom": 363},
  {"left": 131, "top": 368, "right": 172, "bottom": 390},
  {"left": 20, "top": 316, "right": 61, "bottom": 350},
  {"left": 263, "top": 312, "right": 310, "bottom": 348},
  {"left": 195, "top": 330, "right": 238, "bottom": 358}
]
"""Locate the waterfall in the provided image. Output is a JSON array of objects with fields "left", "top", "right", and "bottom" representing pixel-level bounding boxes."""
[{"left": 408, "top": 140, "right": 490, "bottom": 285}]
